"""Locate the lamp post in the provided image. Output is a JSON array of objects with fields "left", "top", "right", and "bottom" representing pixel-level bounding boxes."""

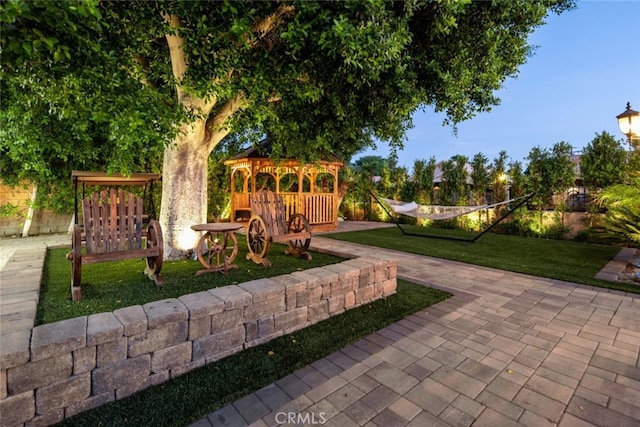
[{"left": 616, "top": 102, "right": 640, "bottom": 147}]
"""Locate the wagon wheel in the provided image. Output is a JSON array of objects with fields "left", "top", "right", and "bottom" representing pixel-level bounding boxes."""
[
  {"left": 287, "top": 214, "right": 312, "bottom": 259},
  {"left": 246, "top": 215, "right": 271, "bottom": 266},
  {"left": 197, "top": 231, "right": 238, "bottom": 271},
  {"left": 145, "top": 220, "right": 163, "bottom": 285}
]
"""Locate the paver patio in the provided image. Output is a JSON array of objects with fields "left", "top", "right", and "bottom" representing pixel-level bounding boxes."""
[{"left": 198, "top": 229, "right": 640, "bottom": 427}]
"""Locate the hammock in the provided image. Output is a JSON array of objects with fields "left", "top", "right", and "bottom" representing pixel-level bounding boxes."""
[
  {"left": 372, "top": 191, "right": 535, "bottom": 243},
  {"left": 380, "top": 197, "right": 521, "bottom": 220}
]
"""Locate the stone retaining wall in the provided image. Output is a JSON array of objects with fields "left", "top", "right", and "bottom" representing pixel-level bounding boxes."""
[{"left": 0, "top": 257, "right": 397, "bottom": 427}]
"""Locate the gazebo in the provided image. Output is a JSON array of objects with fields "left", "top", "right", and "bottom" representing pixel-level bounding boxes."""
[{"left": 224, "top": 141, "right": 343, "bottom": 232}]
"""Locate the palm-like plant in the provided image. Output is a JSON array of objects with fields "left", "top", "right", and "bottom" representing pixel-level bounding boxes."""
[{"left": 596, "top": 177, "right": 640, "bottom": 243}]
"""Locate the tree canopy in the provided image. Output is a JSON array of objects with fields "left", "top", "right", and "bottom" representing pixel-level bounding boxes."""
[
  {"left": 1, "top": 0, "right": 575, "bottom": 253},
  {"left": 2, "top": 0, "right": 575, "bottom": 180}
]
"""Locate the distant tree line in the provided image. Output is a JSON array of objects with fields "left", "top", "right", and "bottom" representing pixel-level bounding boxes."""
[{"left": 340, "top": 131, "right": 638, "bottom": 241}]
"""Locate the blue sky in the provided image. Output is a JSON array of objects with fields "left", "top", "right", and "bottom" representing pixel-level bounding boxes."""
[{"left": 355, "top": 0, "right": 640, "bottom": 169}]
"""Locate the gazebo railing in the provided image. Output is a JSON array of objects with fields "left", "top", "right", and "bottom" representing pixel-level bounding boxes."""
[{"left": 304, "top": 193, "right": 335, "bottom": 225}]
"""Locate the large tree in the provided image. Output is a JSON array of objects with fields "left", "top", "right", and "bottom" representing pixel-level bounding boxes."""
[
  {"left": 1, "top": 0, "right": 574, "bottom": 257},
  {"left": 525, "top": 141, "right": 576, "bottom": 210},
  {"left": 580, "top": 131, "right": 628, "bottom": 191}
]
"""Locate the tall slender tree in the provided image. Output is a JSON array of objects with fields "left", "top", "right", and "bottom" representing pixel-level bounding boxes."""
[
  {"left": 491, "top": 150, "right": 509, "bottom": 202},
  {"left": 412, "top": 157, "right": 437, "bottom": 204},
  {"left": 470, "top": 152, "right": 490, "bottom": 205},
  {"left": 508, "top": 160, "right": 526, "bottom": 198},
  {"left": 440, "top": 155, "right": 469, "bottom": 205}
]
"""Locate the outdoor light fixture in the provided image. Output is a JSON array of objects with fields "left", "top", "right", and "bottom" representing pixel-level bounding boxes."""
[{"left": 616, "top": 101, "right": 640, "bottom": 144}]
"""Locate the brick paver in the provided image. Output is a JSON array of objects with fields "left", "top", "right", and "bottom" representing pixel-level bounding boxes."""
[{"left": 191, "top": 233, "right": 639, "bottom": 426}]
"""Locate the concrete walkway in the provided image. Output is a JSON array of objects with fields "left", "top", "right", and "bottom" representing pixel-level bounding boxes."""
[
  {"left": 1, "top": 223, "right": 639, "bottom": 426},
  {"left": 0, "top": 233, "right": 70, "bottom": 271}
]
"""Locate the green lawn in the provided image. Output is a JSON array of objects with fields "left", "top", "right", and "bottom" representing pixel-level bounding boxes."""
[
  {"left": 324, "top": 225, "right": 639, "bottom": 293},
  {"left": 56, "top": 280, "right": 450, "bottom": 427},
  {"left": 39, "top": 235, "right": 344, "bottom": 325}
]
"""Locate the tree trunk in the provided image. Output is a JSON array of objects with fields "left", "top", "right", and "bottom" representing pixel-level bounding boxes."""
[
  {"left": 21, "top": 185, "right": 37, "bottom": 237},
  {"left": 159, "top": 120, "right": 210, "bottom": 260},
  {"left": 160, "top": 13, "right": 248, "bottom": 259}
]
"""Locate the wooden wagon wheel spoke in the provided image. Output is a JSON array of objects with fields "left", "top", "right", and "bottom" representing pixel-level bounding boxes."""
[
  {"left": 288, "top": 214, "right": 311, "bottom": 253},
  {"left": 220, "top": 232, "right": 239, "bottom": 266},
  {"left": 191, "top": 223, "right": 242, "bottom": 276},
  {"left": 197, "top": 233, "right": 218, "bottom": 269},
  {"left": 145, "top": 220, "right": 164, "bottom": 285},
  {"left": 200, "top": 232, "right": 239, "bottom": 270},
  {"left": 247, "top": 215, "right": 271, "bottom": 266}
]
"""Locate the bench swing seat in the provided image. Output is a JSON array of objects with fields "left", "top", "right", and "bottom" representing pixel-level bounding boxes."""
[
  {"left": 246, "top": 190, "right": 312, "bottom": 267},
  {"left": 67, "top": 188, "right": 163, "bottom": 301}
]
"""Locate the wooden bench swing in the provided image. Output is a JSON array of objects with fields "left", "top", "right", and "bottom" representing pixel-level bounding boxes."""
[
  {"left": 246, "top": 190, "right": 312, "bottom": 267},
  {"left": 67, "top": 172, "right": 163, "bottom": 301}
]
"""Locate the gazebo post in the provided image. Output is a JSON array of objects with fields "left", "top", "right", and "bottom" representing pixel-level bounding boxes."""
[
  {"left": 242, "top": 171, "right": 249, "bottom": 193},
  {"left": 250, "top": 162, "right": 256, "bottom": 194},
  {"left": 229, "top": 168, "right": 236, "bottom": 221},
  {"left": 333, "top": 165, "right": 339, "bottom": 229},
  {"left": 298, "top": 167, "right": 304, "bottom": 217}
]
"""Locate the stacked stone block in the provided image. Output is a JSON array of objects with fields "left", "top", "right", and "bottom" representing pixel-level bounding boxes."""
[{"left": 0, "top": 257, "right": 396, "bottom": 427}]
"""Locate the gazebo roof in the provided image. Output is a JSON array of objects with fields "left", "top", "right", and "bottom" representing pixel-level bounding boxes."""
[{"left": 225, "top": 139, "right": 343, "bottom": 165}]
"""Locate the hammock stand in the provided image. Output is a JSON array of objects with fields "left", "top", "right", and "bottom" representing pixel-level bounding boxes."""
[{"left": 370, "top": 191, "right": 534, "bottom": 243}]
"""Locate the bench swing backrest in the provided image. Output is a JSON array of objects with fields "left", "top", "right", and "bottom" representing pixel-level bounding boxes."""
[{"left": 82, "top": 188, "right": 144, "bottom": 254}]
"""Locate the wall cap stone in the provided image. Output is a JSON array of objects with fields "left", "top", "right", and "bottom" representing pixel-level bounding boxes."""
[
  {"left": 31, "top": 316, "right": 87, "bottom": 361},
  {"left": 143, "top": 299, "right": 189, "bottom": 330},
  {"left": 87, "top": 313, "right": 124, "bottom": 346},
  {"left": 178, "top": 291, "right": 225, "bottom": 319}
]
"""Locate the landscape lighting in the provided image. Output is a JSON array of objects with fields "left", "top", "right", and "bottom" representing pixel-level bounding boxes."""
[{"left": 616, "top": 101, "right": 640, "bottom": 144}]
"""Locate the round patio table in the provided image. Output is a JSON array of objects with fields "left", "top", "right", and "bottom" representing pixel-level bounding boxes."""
[{"left": 191, "top": 223, "right": 243, "bottom": 276}]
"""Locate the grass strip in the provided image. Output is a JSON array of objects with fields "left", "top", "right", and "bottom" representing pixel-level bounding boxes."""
[
  {"left": 56, "top": 280, "right": 450, "bottom": 427},
  {"left": 325, "top": 225, "right": 640, "bottom": 293},
  {"left": 38, "top": 235, "right": 343, "bottom": 325}
]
